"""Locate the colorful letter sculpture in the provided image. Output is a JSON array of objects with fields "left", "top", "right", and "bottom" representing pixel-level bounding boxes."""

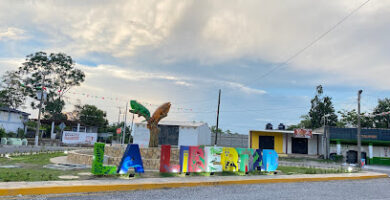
[
  {"left": 179, "top": 146, "right": 190, "bottom": 173},
  {"left": 117, "top": 144, "right": 144, "bottom": 174},
  {"left": 221, "top": 147, "right": 239, "bottom": 172},
  {"left": 92, "top": 143, "right": 279, "bottom": 176},
  {"left": 262, "top": 149, "right": 278, "bottom": 172},
  {"left": 160, "top": 145, "right": 180, "bottom": 173},
  {"left": 188, "top": 146, "right": 206, "bottom": 172},
  {"left": 236, "top": 148, "right": 254, "bottom": 172},
  {"left": 91, "top": 143, "right": 117, "bottom": 175},
  {"left": 205, "top": 147, "right": 222, "bottom": 172},
  {"left": 251, "top": 149, "right": 263, "bottom": 171}
]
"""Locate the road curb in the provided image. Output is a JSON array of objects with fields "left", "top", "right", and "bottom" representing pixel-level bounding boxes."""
[{"left": 0, "top": 173, "right": 387, "bottom": 197}]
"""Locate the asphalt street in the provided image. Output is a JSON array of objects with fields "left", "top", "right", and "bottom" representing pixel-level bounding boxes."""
[{"left": 16, "top": 178, "right": 390, "bottom": 200}]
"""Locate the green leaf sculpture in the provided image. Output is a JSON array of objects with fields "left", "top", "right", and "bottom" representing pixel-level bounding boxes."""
[{"left": 130, "top": 100, "right": 151, "bottom": 121}]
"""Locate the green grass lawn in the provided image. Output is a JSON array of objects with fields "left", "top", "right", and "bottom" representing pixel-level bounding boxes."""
[
  {"left": 279, "top": 157, "right": 338, "bottom": 163},
  {"left": 0, "top": 152, "right": 90, "bottom": 182},
  {"left": 277, "top": 166, "right": 346, "bottom": 175}
]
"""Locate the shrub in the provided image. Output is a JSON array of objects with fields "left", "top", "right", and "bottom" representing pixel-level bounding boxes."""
[
  {"left": 17, "top": 128, "right": 25, "bottom": 139},
  {"left": 7, "top": 131, "right": 17, "bottom": 138},
  {"left": 0, "top": 127, "right": 6, "bottom": 138}
]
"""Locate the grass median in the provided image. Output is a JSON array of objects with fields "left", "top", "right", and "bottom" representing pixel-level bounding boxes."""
[{"left": 0, "top": 152, "right": 90, "bottom": 182}]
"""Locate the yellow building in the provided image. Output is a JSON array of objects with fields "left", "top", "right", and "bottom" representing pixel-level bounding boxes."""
[{"left": 249, "top": 130, "right": 323, "bottom": 155}]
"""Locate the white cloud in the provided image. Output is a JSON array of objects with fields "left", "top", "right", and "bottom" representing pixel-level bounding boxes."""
[{"left": 0, "top": 27, "right": 27, "bottom": 41}]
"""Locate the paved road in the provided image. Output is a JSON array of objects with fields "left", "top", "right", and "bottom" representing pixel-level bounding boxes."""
[
  {"left": 364, "top": 165, "right": 390, "bottom": 176},
  {"left": 19, "top": 178, "right": 390, "bottom": 200}
]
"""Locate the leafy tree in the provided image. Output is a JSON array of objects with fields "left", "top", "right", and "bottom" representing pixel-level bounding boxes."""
[
  {"left": 17, "top": 51, "right": 85, "bottom": 114},
  {"left": 372, "top": 98, "right": 390, "bottom": 128},
  {"left": 287, "top": 115, "right": 312, "bottom": 130},
  {"left": 210, "top": 125, "right": 224, "bottom": 134},
  {"left": 43, "top": 99, "right": 67, "bottom": 121},
  {"left": 337, "top": 109, "right": 374, "bottom": 128},
  {"left": 76, "top": 104, "right": 108, "bottom": 132},
  {"left": 308, "top": 85, "right": 338, "bottom": 129},
  {"left": 0, "top": 71, "right": 26, "bottom": 109}
]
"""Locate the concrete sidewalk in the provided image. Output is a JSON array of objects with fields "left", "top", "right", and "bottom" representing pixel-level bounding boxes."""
[{"left": 0, "top": 172, "right": 387, "bottom": 197}]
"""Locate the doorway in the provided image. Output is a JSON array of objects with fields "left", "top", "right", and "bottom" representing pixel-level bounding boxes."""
[
  {"left": 292, "top": 138, "right": 308, "bottom": 154},
  {"left": 259, "top": 136, "right": 274, "bottom": 150}
]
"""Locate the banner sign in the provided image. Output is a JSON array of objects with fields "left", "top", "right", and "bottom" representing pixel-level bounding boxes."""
[
  {"left": 62, "top": 131, "right": 97, "bottom": 145},
  {"left": 294, "top": 129, "right": 312, "bottom": 139}
]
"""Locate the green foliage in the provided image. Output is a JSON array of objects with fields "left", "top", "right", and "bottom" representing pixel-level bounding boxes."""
[
  {"left": 77, "top": 104, "right": 108, "bottom": 131},
  {"left": 210, "top": 125, "right": 224, "bottom": 134},
  {"left": 130, "top": 100, "right": 150, "bottom": 121},
  {"left": 210, "top": 126, "right": 239, "bottom": 134},
  {"left": 277, "top": 166, "right": 346, "bottom": 175},
  {"left": 0, "top": 127, "right": 6, "bottom": 138},
  {"left": 287, "top": 115, "right": 312, "bottom": 130},
  {"left": 17, "top": 51, "right": 85, "bottom": 116},
  {"left": 373, "top": 98, "right": 390, "bottom": 128},
  {"left": 7, "top": 131, "right": 17, "bottom": 138},
  {"left": 290, "top": 85, "right": 338, "bottom": 129},
  {"left": 308, "top": 85, "right": 338, "bottom": 129},
  {"left": 0, "top": 152, "right": 89, "bottom": 182},
  {"left": 337, "top": 109, "right": 374, "bottom": 128},
  {"left": 17, "top": 128, "right": 25, "bottom": 138},
  {"left": 43, "top": 98, "right": 67, "bottom": 121},
  {"left": 0, "top": 71, "right": 26, "bottom": 109},
  {"left": 104, "top": 122, "right": 131, "bottom": 143}
]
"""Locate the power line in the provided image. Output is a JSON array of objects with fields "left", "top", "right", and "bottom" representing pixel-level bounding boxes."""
[{"left": 247, "top": 0, "right": 371, "bottom": 86}]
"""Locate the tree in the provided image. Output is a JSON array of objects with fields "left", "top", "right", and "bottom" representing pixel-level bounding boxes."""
[
  {"left": 0, "top": 71, "right": 26, "bottom": 109},
  {"left": 287, "top": 115, "right": 312, "bottom": 130},
  {"left": 308, "top": 85, "right": 338, "bottom": 129},
  {"left": 17, "top": 51, "right": 85, "bottom": 112},
  {"left": 337, "top": 109, "right": 374, "bottom": 128},
  {"left": 373, "top": 98, "right": 390, "bottom": 128},
  {"left": 76, "top": 105, "right": 108, "bottom": 132},
  {"left": 210, "top": 125, "right": 224, "bottom": 134},
  {"left": 43, "top": 99, "right": 67, "bottom": 121}
]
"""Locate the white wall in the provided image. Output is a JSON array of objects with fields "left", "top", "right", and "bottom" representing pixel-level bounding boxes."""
[
  {"left": 133, "top": 123, "right": 211, "bottom": 147},
  {"left": 0, "top": 111, "right": 25, "bottom": 133},
  {"left": 132, "top": 124, "right": 150, "bottom": 148},
  {"left": 197, "top": 124, "right": 211, "bottom": 146},
  {"left": 178, "top": 126, "right": 198, "bottom": 146},
  {"left": 287, "top": 134, "right": 292, "bottom": 154},
  {"left": 308, "top": 135, "right": 318, "bottom": 155},
  {"left": 330, "top": 144, "right": 390, "bottom": 158}
]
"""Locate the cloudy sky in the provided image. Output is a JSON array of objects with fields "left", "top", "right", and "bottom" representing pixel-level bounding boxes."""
[{"left": 0, "top": 0, "right": 389, "bottom": 134}]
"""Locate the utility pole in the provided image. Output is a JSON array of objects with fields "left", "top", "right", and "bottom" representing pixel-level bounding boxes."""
[
  {"left": 117, "top": 107, "right": 122, "bottom": 124},
  {"left": 122, "top": 101, "right": 128, "bottom": 145},
  {"left": 128, "top": 113, "right": 135, "bottom": 144},
  {"left": 357, "top": 90, "right": 363, "bottom": 168},
  {"left": 214, "top": 89, "right": 221, "bottom": 146},
  {"left": 35, "top": 74, "right": 46, "bottom": 147},
  {"left": 322, "top": 114, "right": 330, "bottom": 159}
]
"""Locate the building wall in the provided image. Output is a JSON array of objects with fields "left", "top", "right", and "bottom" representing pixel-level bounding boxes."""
[
  {"left": 330, "top": 144, "right": 390, "bottom": 158},
  {"left": 133, "top": 123, "right": 211, "bottom": 147},
  {"left": 250, "top": 131, "right": 283, "bottom": 153},
  {"left": 0, "top": 111, "right": 25, "bottom": 133},
  {"left": 308, "top": 135, "right": 319, "bottom": 155},
  {"left": 211, "top": 133, "right": 248, "bottom": 148},
  {"left": 178, "top": 126, "right": 198, "bottom": 146},
  {"left": 197, "top": 124, "right": 211, "bottom": 146}
]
